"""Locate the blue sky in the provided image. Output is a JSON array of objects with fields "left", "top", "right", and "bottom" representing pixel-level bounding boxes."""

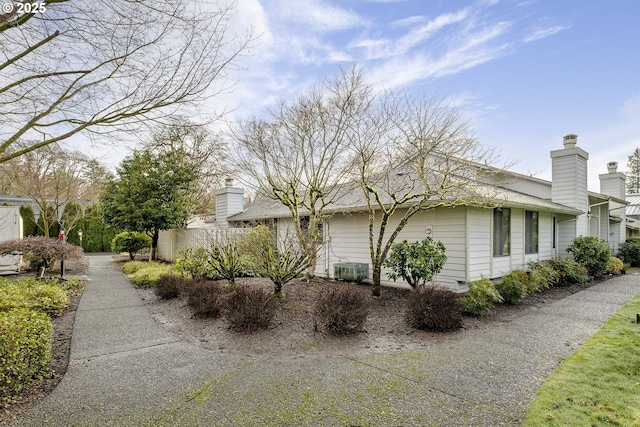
[{"left": 210, "top": 0, "right": 640, "bottom": 190}]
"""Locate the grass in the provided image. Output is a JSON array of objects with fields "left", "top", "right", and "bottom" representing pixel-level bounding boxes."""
[{"left": 522, "top": 292, "right": 640, "bottom": 426}]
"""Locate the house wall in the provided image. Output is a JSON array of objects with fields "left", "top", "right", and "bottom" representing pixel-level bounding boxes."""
[
  {"left": 476, "top": 207, "right": 554, "bottom": 280},
  {"left": 305, "top": 207, "right": 469, "bottom": 290},
  {"left": 307, "top": 205, "right": 561, "bottom": 290}
]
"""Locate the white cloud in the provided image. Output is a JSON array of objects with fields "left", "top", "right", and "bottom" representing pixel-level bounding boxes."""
[
  {"left": 523, "top": 25, "right": 570, "bottom": 43},
  {"left": 365, "top": 21, "right": 512, "bottom": 91},
  {"left": 272, "top": 0, "right": 365, "bottom": 32}
]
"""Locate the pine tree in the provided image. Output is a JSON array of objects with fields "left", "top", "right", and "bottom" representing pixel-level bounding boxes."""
[{"left": 626, "top": 148, "right": 640, "bottom": 193}]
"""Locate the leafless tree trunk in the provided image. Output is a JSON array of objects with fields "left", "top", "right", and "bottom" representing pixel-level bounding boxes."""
[
  {"left": 231, "top": 67, "right": 372, "bottom": 276},
  {"left": 350, "top": 92, "right": 499, "bottom": 296},
  {"left": 0, "top": 0, "right": 252, "bottom": 163}
]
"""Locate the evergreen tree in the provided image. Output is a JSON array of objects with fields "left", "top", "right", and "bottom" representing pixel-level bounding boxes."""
[
  {"left": 19, "top": 204, "right": 37, "bottom": 236},
  {"left": 101, "top": 148, "right": 199, "bottom": 260},
  {"left": 626, "top": 148, "right": 640, "bottom": 193}
]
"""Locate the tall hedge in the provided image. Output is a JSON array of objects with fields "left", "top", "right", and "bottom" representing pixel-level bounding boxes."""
[
  {"left": 80, "top": 204, "right": 118, "bottom": 252},
  {"left": 19, "top": 204, "right": 38, "bottom": 237}
]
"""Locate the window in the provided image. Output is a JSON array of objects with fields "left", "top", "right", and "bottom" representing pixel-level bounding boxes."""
[
  {"left": 493, "top": 208, "right": 511, "bottom": 256},
  {"left": 525, "top": 211, "right": 539, "bottom": 254}
]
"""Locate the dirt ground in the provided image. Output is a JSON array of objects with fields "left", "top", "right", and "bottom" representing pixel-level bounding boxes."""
[
  {"left": 0, "top": 258, "right": 611, "bottom": 423},
  {"left": 138, "top": 276, "right": 604, "bottom": 359}
]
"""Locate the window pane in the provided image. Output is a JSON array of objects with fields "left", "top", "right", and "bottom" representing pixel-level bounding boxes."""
[{"left": 493, "top": 208, "right": 511, "bottom": 256}]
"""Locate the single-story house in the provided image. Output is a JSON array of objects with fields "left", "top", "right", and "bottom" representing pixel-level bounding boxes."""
[{"left": 159, "top": 134, "right": 635, "bottom": 291}]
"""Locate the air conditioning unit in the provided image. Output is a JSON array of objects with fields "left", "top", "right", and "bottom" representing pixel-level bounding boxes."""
[{"left": 334, "top": 263, "right": 369, "bottom": 282}]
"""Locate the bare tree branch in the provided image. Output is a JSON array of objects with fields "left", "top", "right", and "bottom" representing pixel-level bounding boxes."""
[{"left": 0, "top": 0, "right": 254, "bottom": 163}]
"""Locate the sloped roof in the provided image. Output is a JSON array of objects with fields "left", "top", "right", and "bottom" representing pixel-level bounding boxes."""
[
  {"left": 626, "top": 194, "right": 640, "bottom": 217},
  {"left": 228, "top": 179, "right": 582, "bottom": 222}
]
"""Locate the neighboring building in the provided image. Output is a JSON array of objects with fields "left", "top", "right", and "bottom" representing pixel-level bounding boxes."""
[{"left": 158, "top": 134, "right": 635, "bottom": 291}]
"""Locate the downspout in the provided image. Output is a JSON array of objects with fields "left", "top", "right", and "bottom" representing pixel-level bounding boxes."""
[{"left": 588, "top": 198, "right": 611, "bottom": 241}]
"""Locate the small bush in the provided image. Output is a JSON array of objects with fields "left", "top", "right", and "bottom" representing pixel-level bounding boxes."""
[
  {"left": 383, "top": 238, "right": 447, "bottom": 288},
  {"left": 314, "top": 284, "right": 369, "bottom": 335},
  {"left": 544, "top": 257, "right": 590, "bottom": 286},
  {"left": 0, "top": 309, "right": 52, "bottom": 403},
  {"left": 209, "top": 241, "right": 242, "bottom": 287},
  {"left": 174, "top": 248, "right": 218, "bottom": 280},
  {"left": 460, "top": 278, "right": 503, "bottom": 316},
  {"left": 495, "top": 270, "right": 528, "bottom": 304},
  {"left": 0, "top": 277, "right": 70, "bottom": 317},
  {"left": 122, "top": 260, "right": 158, "bottom": 275},
  {"left": 222, "top": 285, "right": 276, "bottom": 331},
  {"left": 405, "top": 285, "right": 462, "bottom": 331},
  {"left": 236, "top": 225, "right": 276, "bottom": 277},
  {"left": 528, "top": 261, "right": 560, "bottom": 289},
  {"left": 130, "top": 263, "right": 175, "bottom": 288},
  {"left": 0, "top": 236, "right": 83, "bottom": 278},
  {"left": 567, "top": 236, "right": 611, "bottom": 277},
  {"left": 607, "top": 256, "right": 624, "bottom": 275},
  {"left": 186, "top": 280, "right": 225, "bottom": 317},
  {"left": 111, "top": 232, "right": 152, "bottom": 260},
  {"left": 618, "top": 237, "right": 640, "bottom": 266},
  {"left": 154, "top": 274, "right": 187, "bottom": 300},
  {"left": 260, "top": 247, "right": 309, "bottom": 297}
]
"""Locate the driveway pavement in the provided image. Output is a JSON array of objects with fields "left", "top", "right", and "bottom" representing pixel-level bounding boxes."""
[{"left": 7, "top": 253, "right": 640, "bottom": 426}]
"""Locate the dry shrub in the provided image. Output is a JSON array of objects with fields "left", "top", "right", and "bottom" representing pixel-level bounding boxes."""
[
  {"left": 314, "top": 284, "right": 369, "bottom": 335},
  {"left": 406, "top": 285, "right": 462, "bottom": 332},
  {"left": 222, "top": 285, "right": 276, "bottom": 332},
  {"left": 186, "top": 279, "right": 224, "bottom": 318},
  {"left": 154, "top": 274, "right": 187, "bottom": 300}
]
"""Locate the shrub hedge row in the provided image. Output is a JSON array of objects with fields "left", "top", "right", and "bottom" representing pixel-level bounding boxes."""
[
  {"left": 0, "top": 309, "right": 53, "bottom": 403},
  {"left": 0, "top": 277, "right": 77, "bottom": 405}
]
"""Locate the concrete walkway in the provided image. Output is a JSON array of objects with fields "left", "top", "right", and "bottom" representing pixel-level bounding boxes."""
[{"left": 7, "top": 253, "right": 640, "bottom": 426}]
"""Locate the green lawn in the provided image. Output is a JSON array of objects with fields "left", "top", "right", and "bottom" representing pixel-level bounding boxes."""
[{"left": 522, "top": 292, "right": 640, "bottom": 426}]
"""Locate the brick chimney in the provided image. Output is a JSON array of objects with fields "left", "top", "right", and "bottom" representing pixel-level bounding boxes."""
[
  {"left": 215, "top": 178, "right": 244, "bottom": 228},
  {"left": 550, "top": 134, "right": 589, "bottom": 250}
]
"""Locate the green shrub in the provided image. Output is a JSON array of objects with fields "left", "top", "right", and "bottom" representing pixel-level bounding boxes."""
[
  {"left": 0, "top": 277, "right": 70, "bottom": 317},
  {"left": 174, "top": 248, "right": 218, "bottom": 280},
  {"left": 111, "top": 232, "right": 152, "bottom": 260},
  {"left": 460, "top": 278, "right": 503, "bottom": 316},
  {"left": 209, "top": 241, "right": 241, "bottom": 287},
  {"left": 260, "top": 247, "right": 310, "bottom": 297},
  {"left": 528, "top": 261, "right": 560, "bottom": 289},
  {"left": 0, "top": 309, "right": 52, "bottom": 403},
  {"left": 130, "top": 263, "right": 175, "bottom": 288},
  {"left": 567, "top": 236, "right": 611, "bottom": 277},
  {"left": 405, "top": 285, "right": 462, "bottom": 331},
  {"left": 607, "top": 256, "right": 624, "bottom": 274},
  {"left": 383, "top": 238, "right": 447, "bottom": 288},
  {"left": 154, "top": 274, "right": 187, "bottom": 300},
  {"left": 314, "top": 284, "right": 369, "bottom": 335},
  {"left": 495, "top": 270, "right": 528, "bottom": 304},
  {"left": 222, "top": 285, "right": 276, "bottom": 331},
  {"left": 186, "top": 279, "right": 225, "bottom": 318},
  {"left": 543, "top": 257, "right": 590, "bottom": 286},
  {"left": 618, "top": 237, "right": 640, "bottom": 266},
  {"left": 236, "top": 225, "right": 276, "bottom": 277},
  {"left": 121, "top": 260, "right": 159, "bottom": 275}
]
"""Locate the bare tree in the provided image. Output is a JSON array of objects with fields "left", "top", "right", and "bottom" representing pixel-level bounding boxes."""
[
  {"left": 142, "top": 119, "right": 230, "bottom": 214},
  {"left": 231, "top": 67, "right": 372, "bottom": 276},
  {"left": 0, "top": 0, "right": 252, "bottom": 163},
  {"left": 3, "top": 142, "right": 101, "bottom": 236},
  {"left": 350, "top": 92, "right": 498, "bottom": 296}
]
